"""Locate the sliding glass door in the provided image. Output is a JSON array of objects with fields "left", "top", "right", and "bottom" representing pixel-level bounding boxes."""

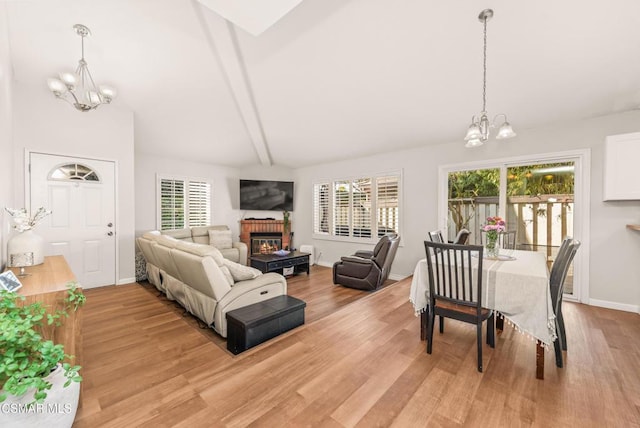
[
  {"left": 447, "top": 168, "right": 500, "bottom": 246},
  {"left": 441, "top": 152, "right": 588, "bottom": 301}
]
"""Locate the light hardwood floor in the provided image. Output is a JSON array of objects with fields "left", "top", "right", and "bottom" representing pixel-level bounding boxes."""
[{"left": 74, "top": 266, "right": 640, "bottom": 427}]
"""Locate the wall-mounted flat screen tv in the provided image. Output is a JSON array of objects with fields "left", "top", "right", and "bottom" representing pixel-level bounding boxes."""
[{"left": 240, "top": 179, "right": 294, "bottom": 211}]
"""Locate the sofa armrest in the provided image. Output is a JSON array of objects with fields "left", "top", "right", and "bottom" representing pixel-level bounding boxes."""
[
  {"left": 214, "top": 272, "right": 288, "bottom": 337},
  {"left": 233, "top": 241, "right": 248, "bottom": 265},
  {"left": 217, "top": 272, "right": 287, "bottom": 310}
]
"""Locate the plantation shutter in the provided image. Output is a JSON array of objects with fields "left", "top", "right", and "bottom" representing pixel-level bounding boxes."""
[
  {"left": 188, "top": 180, "right": 211, "bottom": 227},
  {"left": 352, "top": 178, "right": 372, "bottom": 237},
  {"left": 160, "top": 178, "right": 185, "bottom": 230},
  {"left": 313, "top": 182, "right": 330, "bottom": 234},
  {"left": 333, "top": 181, "right": 350, "bottom": 236},
  {"left": 376, "top": 175, "right": 399, "bottom": 237}
]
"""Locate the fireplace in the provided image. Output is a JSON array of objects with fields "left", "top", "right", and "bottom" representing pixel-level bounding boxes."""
[
  {"left": 250, "top": 232, "right": 283, "bottom": 255},
  {"left": 240, "top": 219, "right": 291, "bottom": 262}
]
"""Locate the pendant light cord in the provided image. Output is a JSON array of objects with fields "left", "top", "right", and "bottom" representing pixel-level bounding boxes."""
[{"left": 482, "top": 16, "right": 488, "bottom": 113}]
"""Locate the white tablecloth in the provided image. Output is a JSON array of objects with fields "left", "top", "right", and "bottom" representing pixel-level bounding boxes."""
[{"left": 410, "top": 250, "right": 557, "bottom": 346}]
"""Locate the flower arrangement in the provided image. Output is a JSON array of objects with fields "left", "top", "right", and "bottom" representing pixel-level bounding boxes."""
[
  {"left": 5, "top": 207, "right": 52, "bottom": 232},
  {"left": 483, "top": 216, "right": 506, "bottom": 236},
  {"left": 483, "top": 216, "right": 506, "bottom": 255}
]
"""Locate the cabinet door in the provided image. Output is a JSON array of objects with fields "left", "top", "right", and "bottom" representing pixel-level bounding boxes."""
[{"left": 603, "top": 132, "right": 640, "bottom": 200}]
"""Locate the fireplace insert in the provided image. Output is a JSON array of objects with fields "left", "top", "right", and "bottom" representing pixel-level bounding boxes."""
[{"left": 250, "top": 232, "right": 283, "bottom": 255}]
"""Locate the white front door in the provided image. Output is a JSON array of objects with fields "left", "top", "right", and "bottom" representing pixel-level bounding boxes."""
[{"left": 29, "top": 152, "right": 116, "bottom": 288}]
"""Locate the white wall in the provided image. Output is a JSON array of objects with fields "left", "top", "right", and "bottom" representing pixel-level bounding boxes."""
[
  {"left": 134, "top": 159, "right": 297, "bottom": 249},
  {"left": 12, "top": 83, "right": 136, "bottom": 284},
  {"left": 294, "top": 111, "right": 640, "bottom": 311},
  {"left": 0, "top": 4, "right": 14, "bottom": 268},
  {"left": 135, "top": 153, "right": 242, "bottom": 238}
]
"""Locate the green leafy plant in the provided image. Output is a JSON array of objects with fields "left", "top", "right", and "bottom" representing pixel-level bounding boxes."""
[{"left": 0, "top": 282, "right": 85, "bottom": 404}]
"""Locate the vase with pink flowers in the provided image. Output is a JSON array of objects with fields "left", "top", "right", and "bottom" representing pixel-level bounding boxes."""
[{"left": 482, "top": 216, "right": 506, "bottom": 258}]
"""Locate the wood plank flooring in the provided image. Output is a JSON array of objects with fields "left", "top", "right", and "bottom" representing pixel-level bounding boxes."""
[{"left": 74, "top": 266, "right": 640, "bottom": 427}]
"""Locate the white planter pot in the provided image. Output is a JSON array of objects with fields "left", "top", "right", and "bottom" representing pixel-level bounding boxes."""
[
  {"left": 0, "top": 364, "right": 80, "bottom": 428},
  {"left": 7, "top": 229, "right": 45, "bottom": 265}
]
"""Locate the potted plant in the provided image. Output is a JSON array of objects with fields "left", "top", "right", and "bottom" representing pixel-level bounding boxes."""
[
  {"left": 0, "top": 282, "right": 85, "bottom": 427},
  {"left": 282, "top": 210, "right": 292, "bottom": 250}
]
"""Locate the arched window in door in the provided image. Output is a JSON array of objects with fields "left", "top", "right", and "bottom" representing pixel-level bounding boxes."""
[{"left": 48, "top": 163, "right": 101, "bottom": 182}]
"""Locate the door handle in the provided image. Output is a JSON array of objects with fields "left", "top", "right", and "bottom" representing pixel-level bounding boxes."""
[
  {"left": 107, "top": 222, "right": 113, "bottom": 227},
  {"left": 107, "top": 231, "right": 114, "bottom": 236}
]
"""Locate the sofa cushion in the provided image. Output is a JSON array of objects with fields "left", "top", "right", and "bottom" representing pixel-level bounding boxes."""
[
  {"left": 162, "top": 228, "right": 193, "bottom": 241},
  {"left": 219, "top": 248, "right": 240, "bottom": 263},
  {"left": 209, "top": 229, "right": 233, "bottom": 250},
  {"left": 220, "top": 265, "right": 235, "bottom": 285},
  {"left": 156, "top": 235, "right": 180, "bottom": 248},
  {"left": 142, "top": 230, "right": 161, "bottom": 241},
  {"left": 175, "top": 241, "right": 226, "bottom": 266},
  {"left": 223, "top": 259, "right": 262, "bottom": 282}
]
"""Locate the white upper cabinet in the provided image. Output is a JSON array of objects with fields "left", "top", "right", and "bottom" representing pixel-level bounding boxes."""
[{"left": 603, "top": 132, "right": 640, "bottom": 201}]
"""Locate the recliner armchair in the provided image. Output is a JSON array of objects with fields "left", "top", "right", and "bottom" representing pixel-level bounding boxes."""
[{"left": 332, "top": 234, "right": 401, "bottom": 291}]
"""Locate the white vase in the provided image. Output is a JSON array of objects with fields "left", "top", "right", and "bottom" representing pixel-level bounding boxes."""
[
  {"left": 0, "top": 364, "right": 80, "bottom": 428},
  {"left": 7, "top": 229, "right": 45, "bottom": 265}
]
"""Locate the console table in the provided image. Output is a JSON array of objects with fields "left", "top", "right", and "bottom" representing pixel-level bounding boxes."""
[
  {"left": 250, "top": 251, "right": 310, "bottom": 276},
  {"left": 9, "top": 255, "right": 83, "bottom": 373}
]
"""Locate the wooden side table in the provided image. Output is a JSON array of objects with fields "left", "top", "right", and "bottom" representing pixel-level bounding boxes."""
[{"left": 8, "top": 255, "right": 82, "bottom": 377}]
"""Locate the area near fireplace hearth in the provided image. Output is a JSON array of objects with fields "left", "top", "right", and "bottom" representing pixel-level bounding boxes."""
[{"left": 240, "top": 219, "right": 292, "bottom": 262}]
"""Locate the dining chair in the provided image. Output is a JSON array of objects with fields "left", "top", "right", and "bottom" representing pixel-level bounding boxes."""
[
  {"left": 452, "top": 228, "right": 471, "bottom": 244},
  {"left": 427, "top": 230, "right": 444, "bottom": 243},
  {"left": 423, "top": 240, "right": 495, "bottom": 372},
  {"left": 549, "top": 237, "right": 581, "bottom": 368},
  {"left": 424, "top": 229, "right": 469, "bottom": 334},
  {"left": 480, "top": 229, "right": 516, "bottom": 249}
]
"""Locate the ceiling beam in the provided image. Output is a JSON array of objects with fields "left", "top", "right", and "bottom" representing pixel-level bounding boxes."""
[{"left": 191, "top": 0, "right": 272, "bottom": 166}]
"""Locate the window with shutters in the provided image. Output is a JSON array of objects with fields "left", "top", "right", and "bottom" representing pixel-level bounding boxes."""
[
  {"left": 376, "top": 175, "right": 399, "bottom": 238},
  {"left": 313, "top": 171, "right": 401, "bottom": 242},
  {"left": 157, "top": 175, "right": 211, "bottom": 230},
  {"left": 333, "top": 180, "right": 350, "bottom": 236},
  {"left": 313, "top": 182, "right": 330, "bottom": 235}
]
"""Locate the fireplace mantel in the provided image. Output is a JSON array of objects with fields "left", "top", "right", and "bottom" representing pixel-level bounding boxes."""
[{"left": 240, "top": 219, "right": 291, "bottom": 261}]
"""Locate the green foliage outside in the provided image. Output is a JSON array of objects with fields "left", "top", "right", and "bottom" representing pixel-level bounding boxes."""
[{"left": 448, "top": 163, "right": 574, "bottom": 232}]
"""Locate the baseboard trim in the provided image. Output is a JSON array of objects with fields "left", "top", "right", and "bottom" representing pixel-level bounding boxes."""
[
  {"left": 117, "top": 277, "right": 136, "bottom": 285},
  {"left": 317, "top": 261, "right": 333, "bottom": 268},
  {"left": 589, "top": 298, "right": 640, "bottom": 314}
]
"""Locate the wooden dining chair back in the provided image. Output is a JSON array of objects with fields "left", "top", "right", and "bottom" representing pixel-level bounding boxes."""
[
  {"left": 549, "top": 237, "right": 581, "bottom": 367},
  {"left": 479, "top": 229, "right": 516, "bottom": 249},
  {"left": 501, "top": 230, "right": 517, "bottom": 250},
  {"left": 423, "top": 240, "right": 495, "bottom": 372},
  {"left": 427, "top": 230, "right": 444, "bottom": 243},
  {"left": 452, "top": 228, "right": 471, "bottom": 244}
]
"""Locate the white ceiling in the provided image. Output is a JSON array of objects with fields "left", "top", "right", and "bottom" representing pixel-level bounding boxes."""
[{"left": 5, "top": 0, "right": 640, "bottom": 168}]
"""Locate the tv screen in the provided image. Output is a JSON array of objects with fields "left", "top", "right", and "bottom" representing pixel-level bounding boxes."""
[{"left": 240, "top": 180, "right": 294, "bottom": 211}]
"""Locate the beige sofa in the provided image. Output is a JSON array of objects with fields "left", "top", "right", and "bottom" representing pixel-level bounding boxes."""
[
  {"left": 136, "top": 232, "right": 287, "bottom": 338},
  {"left": 161, "top": 225, "right": 248, "bottom": 265}
]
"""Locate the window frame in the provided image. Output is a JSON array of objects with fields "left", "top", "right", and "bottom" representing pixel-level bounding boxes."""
[
  {"left": 156, "top": 174, "right": 212, "bottom": 231},
  {"left": 312, "top": 170, "right": 402, "bottom": 244}
]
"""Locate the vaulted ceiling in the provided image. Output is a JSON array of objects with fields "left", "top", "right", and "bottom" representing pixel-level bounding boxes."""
[{"left": 5, "top": 0, "right": 640, "bottom": 168}]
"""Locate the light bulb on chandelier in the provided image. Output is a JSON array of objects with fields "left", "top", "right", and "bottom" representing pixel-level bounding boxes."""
[
  {"left": 46, "top": 24, "right": 116, "bottom": 112},
  {"left": 464, "top": 9, "right": 516, "bottom": 148}
]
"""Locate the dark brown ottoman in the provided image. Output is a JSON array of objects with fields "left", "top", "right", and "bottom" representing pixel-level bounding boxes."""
[{"left": 226, "top": 295, "right": 306, "bottom": 355}]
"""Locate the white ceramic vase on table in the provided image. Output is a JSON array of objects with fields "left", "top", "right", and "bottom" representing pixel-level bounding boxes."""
[{"left": 7, "top": 229, "right": 45, "bottom": 265}]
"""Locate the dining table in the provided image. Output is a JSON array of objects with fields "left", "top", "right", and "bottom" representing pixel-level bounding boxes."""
[{"left": 409, "top": 249, "right": 556, "bottom": 379}]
